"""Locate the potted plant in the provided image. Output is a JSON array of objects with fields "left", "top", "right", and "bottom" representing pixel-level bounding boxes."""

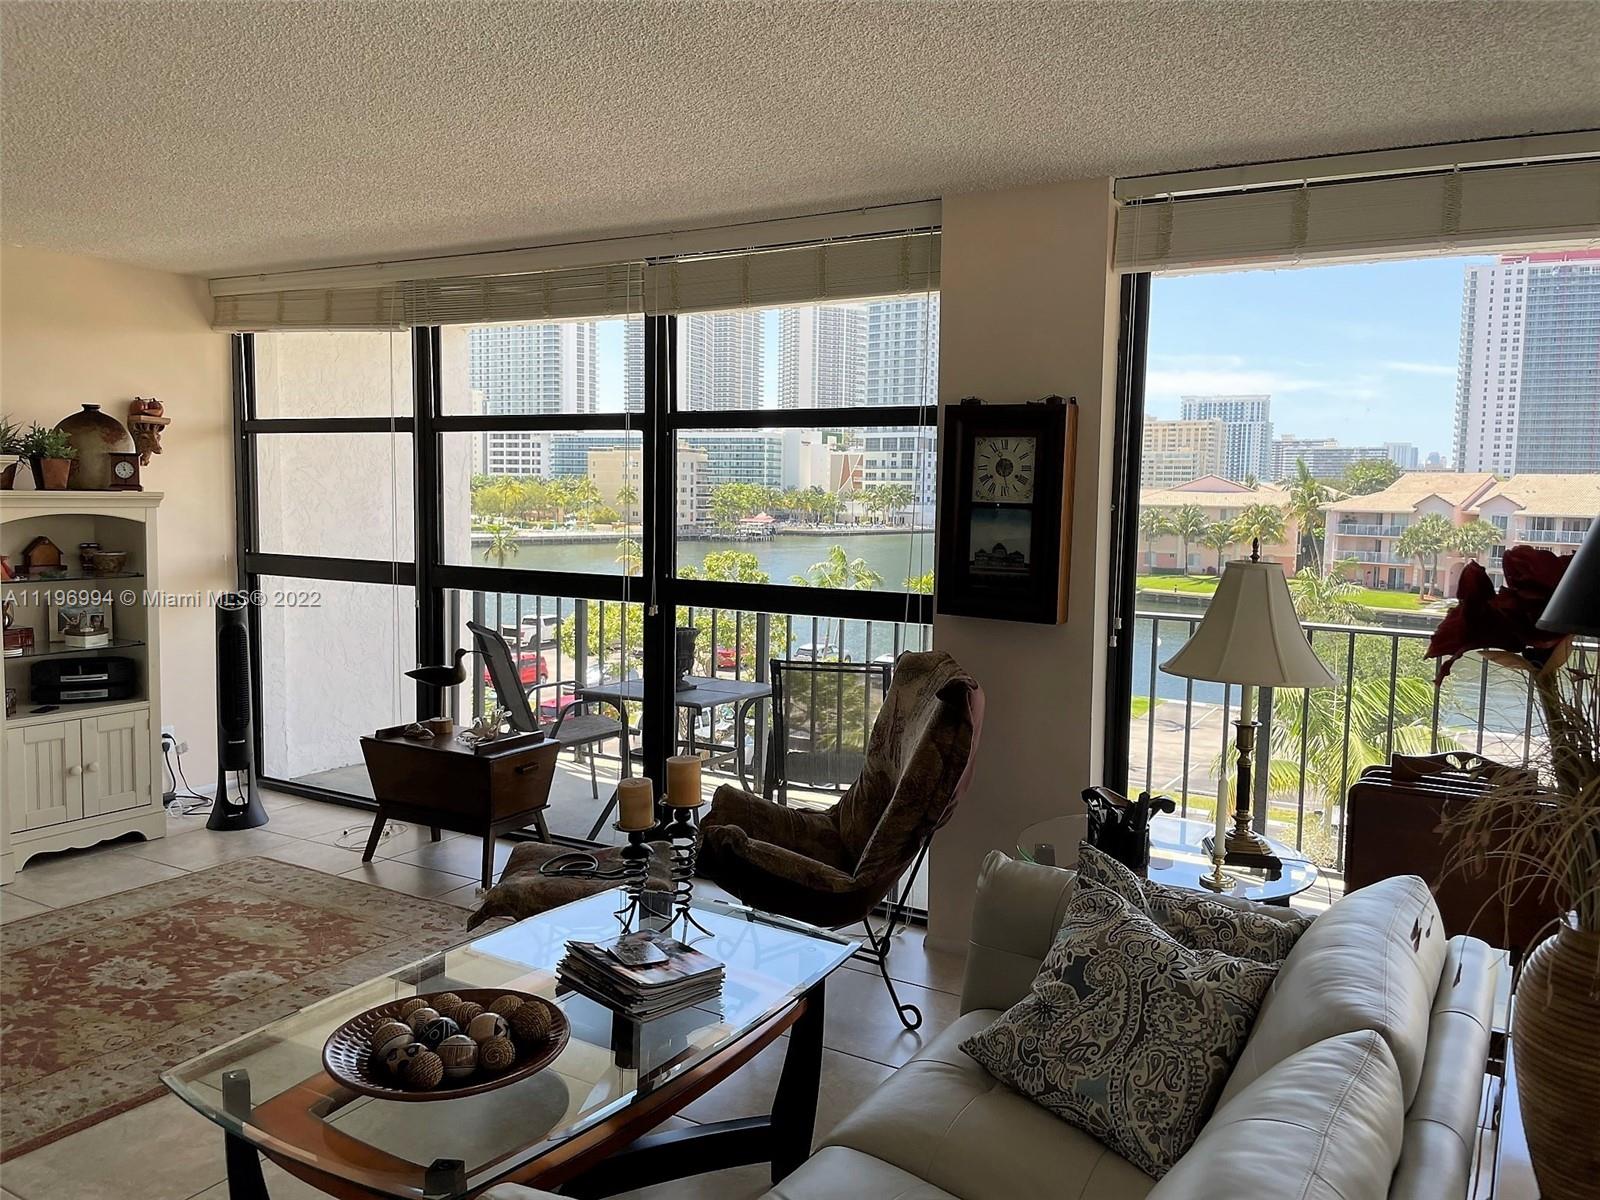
[
  {"left": 25, "top": 423, "right": 78, "bottom": 489},
  {"left": 1426, "top": 544, "right": 1598, "bottom": 1199},
  {"left": 0, "top": 415, "right": 24, "bottom": 489}
]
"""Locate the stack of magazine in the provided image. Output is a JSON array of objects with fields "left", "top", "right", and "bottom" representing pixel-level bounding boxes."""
[{"left": 557, "top": 928, "right": 724, "bottom": 1020}]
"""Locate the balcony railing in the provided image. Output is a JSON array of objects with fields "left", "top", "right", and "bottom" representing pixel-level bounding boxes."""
[
  {"left": 1334, "top": 523, "right": 1408, "bottom": 538},
  {"left": 1127, "top": 608, "right": 1593, "bottom": 882},
  {"left": 448, "top": 591, "right": 932, "bottom": 842},
  {"left": 1520, "top": 528, "right": 1588, "bottom": 545},
  {"left": 1335, "top": 550, "right": 1413, "bottom": 565}
]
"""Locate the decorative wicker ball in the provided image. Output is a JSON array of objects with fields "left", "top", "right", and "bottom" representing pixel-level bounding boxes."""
[
  {"left": 384, "top": 1041, "right": 423, "bottom": 1078},
  {"left": 417, "top": 1016, "right": 461, "bottom": 1051},
  {"left": 509, "top": 1000, "right": 552, "bottom": 1044},
  {"left": 405, "top": 1006, "right": 440, "bottom": 1034},
  {"left": 369, "top": 1020, "right": 414, "bottom": 1060},
  {"left": 478, "top": 1035, "right": 517, "bottom": 1073},
  {"left": 431, "top": 992, "right": 464, "bottom": 1020},
  {"left": 436, "top": 1034, "right": 478, "bottom": 1080},
  {"left": 488, "top": 995, "right": 524, "bottom": 1019},
  {"left": 453, "top": 1000, "right": 484, "bottom": 1026},
  {"left": 402, "top": 1047, "right": 445, "bottom": 1090},
  {"left": 467, "top": 1012, "right": 510, "bottom": 1045},
  {"left": 399, "top": 998, "right": 430, "bottom": 1019}
]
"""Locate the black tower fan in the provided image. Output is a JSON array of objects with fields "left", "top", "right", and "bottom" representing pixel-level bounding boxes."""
[{"left": 209, "top": 593, "right": 268, "bottom": 830}]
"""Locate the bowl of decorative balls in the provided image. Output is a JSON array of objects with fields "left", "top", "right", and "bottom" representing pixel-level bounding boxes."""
[{"left": 322, "top": 989, "right": 570, "bottom": 1101}]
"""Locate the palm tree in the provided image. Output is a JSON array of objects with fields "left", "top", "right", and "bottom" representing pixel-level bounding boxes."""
[
  {"left": 1200, "top": 522, "right": 1236, "bottom": 574},
  {"left": 791, "top": 545, "right": 883, "bottom": 590},
  {"left": 1286, "top": 460, "right": 1334, "bottom": 570},
  {"left": 1287, "top": 562, "right": 1368, "bottom": 625},
  {"left": 904, "top": 571, "right": 934, "bottom": 594},
  {"left": 1451, "top": 518, "right": 1499, "bottom": 562},
  {"left": 1233, "top": 502, "right": 1288, "bottom": 555},
  {"left": 615, "top": 483, "right": 639, "bottom": 519},
  {"left": 1138, "top": 508, "right": 1172, "bottom": 572},
  {"left": 484, "top": 523, "right": 519, "bottom": 567},
  {"left": 1167, "top": 505, "right": 1208, "bottom": 574},
  {"left": 615, "top": 536, "right": 642, "bottom": 576},
  {"left": 1397, "top": 512, "right": 1453, "bottom": 596}
]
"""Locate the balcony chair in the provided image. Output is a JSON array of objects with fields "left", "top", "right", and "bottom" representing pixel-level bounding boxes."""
[
  {"left": 762, "top": 658, "right": 892, "bottom": 804},
  {"left": 699, "top": 649, "right": 984, "bottom": 1030},
  {"left": 468, "top": 621, "right": 632, "bottom": 842}
]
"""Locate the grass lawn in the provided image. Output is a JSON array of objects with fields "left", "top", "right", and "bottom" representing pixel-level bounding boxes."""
[
  {"left": 1134, "top": 574, "right": 1219, "bottom": 595},
  {"left": 1130, "top": 696, "right": 1154, "bottom": 719},
  {"left": 1135, "top": 574, "right": 1424, "bottom": 613}
]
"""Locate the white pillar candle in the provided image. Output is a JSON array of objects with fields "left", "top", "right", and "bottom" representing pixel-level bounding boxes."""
[
  {"left": 665, "top": 755, "right": 703, "bottom": 808},
  {"left": 618, "top": 777, "right": 655, "bottom": 830}
]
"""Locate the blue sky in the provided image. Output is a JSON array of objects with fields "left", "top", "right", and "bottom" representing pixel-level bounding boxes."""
[{"left": 1147, "top": 254, "right": 1495, "bottom": 461}]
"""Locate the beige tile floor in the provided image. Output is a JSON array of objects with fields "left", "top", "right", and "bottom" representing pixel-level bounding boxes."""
[{"left": 0, "top": 789, "right": 965, "bottom": 1200}]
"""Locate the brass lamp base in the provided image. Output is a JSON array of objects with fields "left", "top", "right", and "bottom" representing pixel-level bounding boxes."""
[{"left": 1225, "top": 823, "right": 1274, "bottom": 857}]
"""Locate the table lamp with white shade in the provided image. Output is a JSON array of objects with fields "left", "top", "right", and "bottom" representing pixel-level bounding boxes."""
[{"left": 1160, "top": 542, "right": 1334, "bottom": 888}]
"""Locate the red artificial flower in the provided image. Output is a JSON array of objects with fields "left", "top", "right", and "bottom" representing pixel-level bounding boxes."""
[{"left": 1426, "top": 547, "right": 1573, "bottom": 683}]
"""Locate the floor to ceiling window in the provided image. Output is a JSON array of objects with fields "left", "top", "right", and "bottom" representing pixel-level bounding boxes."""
[
  {"left": 1107, "top": 236, "right": 1600, "bottom": 888},
  {"left": 242, "top": 331, "right": 415, "bottom": 796},
  {"left": 232, "top": 229, "right": 940, "bottom": 847}
]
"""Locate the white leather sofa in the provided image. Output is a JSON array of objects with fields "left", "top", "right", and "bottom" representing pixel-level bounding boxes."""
[{"left": 491, "top": 852, "right": 1500, "bottom": 1200}]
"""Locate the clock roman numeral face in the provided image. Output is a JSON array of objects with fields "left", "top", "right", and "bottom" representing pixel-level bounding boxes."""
[{"left": 972, "top": 436, "right": 1036, "bottom": 503}]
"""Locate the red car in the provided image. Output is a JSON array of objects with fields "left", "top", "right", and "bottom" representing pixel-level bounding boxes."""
[{"left": 483, "top": 653, "right": 549, "bottom": 690}]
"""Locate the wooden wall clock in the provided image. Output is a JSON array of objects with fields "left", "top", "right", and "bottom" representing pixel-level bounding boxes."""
[{"left": 937, "top": 396, "right": 1077, "bottom": 624}]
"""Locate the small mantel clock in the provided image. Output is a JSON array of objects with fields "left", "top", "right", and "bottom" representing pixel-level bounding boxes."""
[{"left": 937, "top": 396, "right": 1077, "bottom": 624}]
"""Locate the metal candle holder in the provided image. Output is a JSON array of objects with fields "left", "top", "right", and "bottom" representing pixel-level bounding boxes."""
[
  {"left": 612, "top": 823, "right": 656, "bottom": 930},
  {"left": 1199, "top": 845, "right": 1236, "bottom": 892},
  {"left": 667, "top": 806, "right": 713, "bottom": 939}
]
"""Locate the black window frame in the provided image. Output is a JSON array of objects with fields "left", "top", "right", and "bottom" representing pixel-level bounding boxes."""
[{"left": 233, "top": 301, "right": 939, "bottom": 829}]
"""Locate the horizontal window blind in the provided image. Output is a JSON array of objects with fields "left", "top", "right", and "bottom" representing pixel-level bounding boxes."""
[
  {"left": 1115, "top": 157, "right": 1600, "bottom": 274},
  {"left": 643, "top": 231, "right": 938, "bottom": 314},
  {"left": 213, "top": 263, "right": 643, "bottom": 331}
]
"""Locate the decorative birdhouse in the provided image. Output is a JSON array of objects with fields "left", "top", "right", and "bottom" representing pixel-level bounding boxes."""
[{"left": 20, "top": 535, "right": 67, "bottom": 577}]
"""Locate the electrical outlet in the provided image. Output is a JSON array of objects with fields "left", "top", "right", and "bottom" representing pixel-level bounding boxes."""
[{"left": 162, "top": 724, "right": 176, "bottom": 739}]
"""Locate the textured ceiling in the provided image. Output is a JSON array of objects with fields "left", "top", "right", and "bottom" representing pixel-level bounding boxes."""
[{"left": 3, "top": 1, "right": 1597, "bottom": 277}]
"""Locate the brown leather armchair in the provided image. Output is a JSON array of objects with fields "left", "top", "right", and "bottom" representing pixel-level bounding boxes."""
[{"left": 698, "top": 650, "right": 984, "bottom": 1029}]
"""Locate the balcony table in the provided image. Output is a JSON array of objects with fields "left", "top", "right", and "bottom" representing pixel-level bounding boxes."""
[{"left": 577, "top": 674, "right": 772, "bottom": 791}]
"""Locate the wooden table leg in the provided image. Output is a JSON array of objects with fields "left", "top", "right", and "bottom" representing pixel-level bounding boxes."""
[
  {"left": 224, "top": 1129, "right": 270, "bottom": 1199},
  {"left": 770, "top": 980, "right": 825, "bottom": 1182},
  {"left": 481, "top": 829, "right": 496, "bottom": 889},
  {"left": 361, "top": 810, "right": 387, "bottom": 862}
]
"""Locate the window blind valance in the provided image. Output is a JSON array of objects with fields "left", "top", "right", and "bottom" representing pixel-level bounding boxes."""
[
  {"left": 212, "top": 262, "right": 645, "bottom": 331},
  {"left": 1115, "top": 157, "right": 1600, "bottom": 274},
  {"left": 643, "top": 231, "right": 939, "bottom": 314},
  {"left": 211, "top": 227, "right": 938, "bottom": 331}
]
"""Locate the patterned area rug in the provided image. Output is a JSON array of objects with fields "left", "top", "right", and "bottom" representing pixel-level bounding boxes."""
[{"left": 0, "top": 857, "right": 472, "bottom": 1159}]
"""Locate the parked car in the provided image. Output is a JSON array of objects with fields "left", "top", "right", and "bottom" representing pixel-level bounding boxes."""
[
  {"left": 791, "top": 642, "right": 850, "bottom": 662},
  {"left": 501, "top": 613, "right": 561, "bottom": 649},
  {"left": 483, "top": 652, "right": 549, "bottom": 689}
]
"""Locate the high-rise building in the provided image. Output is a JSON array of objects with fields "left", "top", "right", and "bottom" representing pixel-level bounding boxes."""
[
  {"left": 1453, "top": 251, "right": 1600, "bottom": 475},
  {"left": 1269, "top": 435, "right": 1419, "bottom": 481},
  {"left": 1142, "top": 419, "right": 1225, "bottom": 487},
  {"left": 862, "top": 295, "right": 940, "bottom": 510},
  {"left": 622, "top": 320, "right": 644, "bottom": 413},
  {"left": 780, "top": 305, "right": 864, "bottom": 409},
  {"left": 1178, "top": 395, "right": 1272, "bottom": 482},
  {"left": 681, "top": 311, "right": 763, "bottom": 411},
  {"left": 470, "top": 321, "right": 597, "bottom": 475}
]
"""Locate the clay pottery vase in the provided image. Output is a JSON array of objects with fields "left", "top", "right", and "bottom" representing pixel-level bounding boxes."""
[
  {"left": 1512, "top": 919, "right": 1600, "bottom": 1199},
  {"left": 55, "top": 403, "right": 134, "bottom": 490},
  {"left": 35, "top": 457, "right": 74, "bottom": 489}
]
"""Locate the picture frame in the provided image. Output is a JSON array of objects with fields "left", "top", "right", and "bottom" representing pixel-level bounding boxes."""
[
  {"left": 51, "top": 591, "right": 115, "bottom": 646},
  {"left": 936, "top": 396, "right": 1077, "bottom": 624}
]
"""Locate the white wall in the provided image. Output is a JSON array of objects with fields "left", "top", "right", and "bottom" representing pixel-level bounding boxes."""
[
  {"left": 1, "top": 243, "right": 234, "bottom": 783},
  {"left": 928, "top": 179, "right": 1121, "bottom": 949}
]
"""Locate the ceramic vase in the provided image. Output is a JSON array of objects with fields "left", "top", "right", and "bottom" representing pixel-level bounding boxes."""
[
  {"left": 1512, "top": 920, "right": 1600, "bottom": 1199},
  {"left": 56, "top": 403, "right": 134, "bottom": 490}
]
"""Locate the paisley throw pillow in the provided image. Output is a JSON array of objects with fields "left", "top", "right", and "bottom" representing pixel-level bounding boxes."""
[
  {"left": 960, "top": 882, "right": 1276, "bottom": 1177},
  {"left": 1077, "top": 842, "right": 1311, "bottom": 964}
]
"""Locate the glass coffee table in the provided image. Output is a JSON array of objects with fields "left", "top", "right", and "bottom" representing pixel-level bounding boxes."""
[{"left": 163, "top": 891, "right": 857, "bottom": 1199}]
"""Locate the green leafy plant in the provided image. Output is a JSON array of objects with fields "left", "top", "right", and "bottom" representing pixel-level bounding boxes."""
[
  {"left": 25, "top": 424, "right": 77, "bottom": 460},
  {"left": 0, "top": 415, "right": 26, "bottom": 455}
]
